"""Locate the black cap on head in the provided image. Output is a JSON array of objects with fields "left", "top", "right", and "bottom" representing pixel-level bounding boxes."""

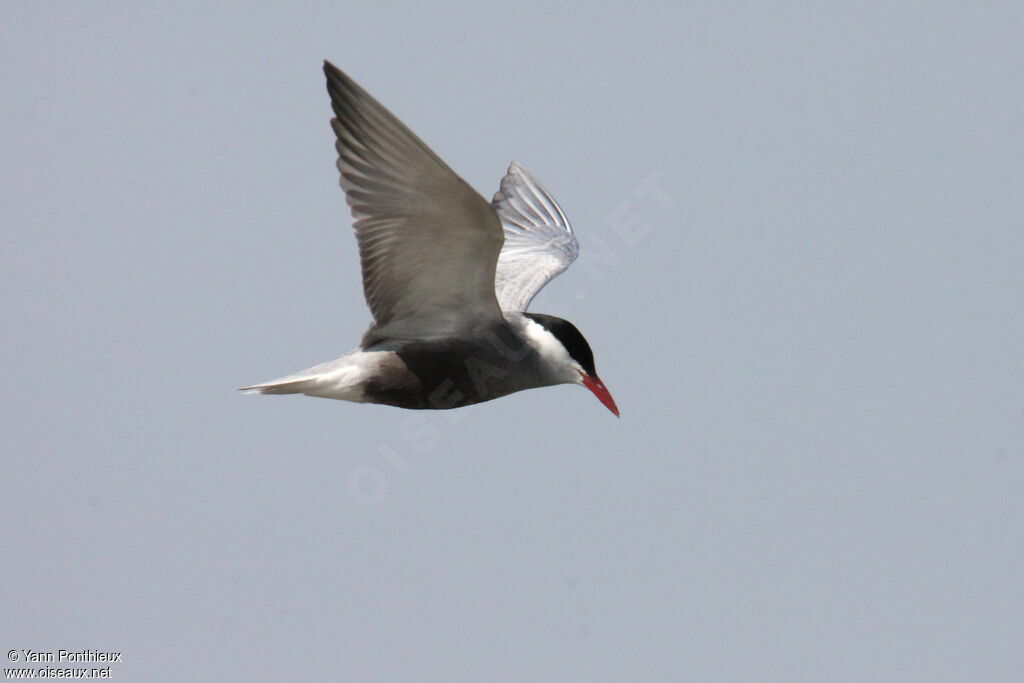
[{"left": 524, "top": 313, "right": 596, "bottom": 376}]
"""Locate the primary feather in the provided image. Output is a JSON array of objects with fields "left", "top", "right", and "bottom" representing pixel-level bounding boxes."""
[
  {"left": 324, "top": 61, "right": 504, "bottom": 341},
  {"left": 492, "top": 162, "right": 579, "bottom": 312}
]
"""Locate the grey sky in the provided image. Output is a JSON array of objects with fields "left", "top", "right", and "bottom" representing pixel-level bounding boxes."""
[{"left": 2, "top": 2, "right": 1022, "bottom": 681}]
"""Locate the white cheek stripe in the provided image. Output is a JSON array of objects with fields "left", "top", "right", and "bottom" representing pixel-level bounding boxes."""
[{"left": 521, "top": 318, "right": 582, "bottom": 383}]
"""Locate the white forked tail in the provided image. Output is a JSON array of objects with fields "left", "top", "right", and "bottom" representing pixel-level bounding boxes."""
[{"left": 239, "top": 350, "right": 384, "bottom": 402}]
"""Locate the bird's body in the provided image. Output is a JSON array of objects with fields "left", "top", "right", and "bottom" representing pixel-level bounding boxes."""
[
  {"left": 248, "top": 312, "right": 587, "bottom": 409},
  {"left": 243, "top": 62, "right": 618, "bottom": 416}
]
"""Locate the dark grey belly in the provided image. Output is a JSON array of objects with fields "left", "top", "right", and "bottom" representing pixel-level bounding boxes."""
[{"left": 362, "top": 323, "right": 547, "bottom": 410}]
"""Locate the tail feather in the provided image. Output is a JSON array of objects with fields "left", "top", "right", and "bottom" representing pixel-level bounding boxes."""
[
  {"left": 239, "top": 376, "right": 320, "bottom": 395},
  {"left": 239, "top": 352, "right": 375, "bottom": 402}
]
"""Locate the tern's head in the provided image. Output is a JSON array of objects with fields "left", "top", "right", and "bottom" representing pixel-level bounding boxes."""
[{"left": 522, "top": 313, "right": 619, "bottom": 417}]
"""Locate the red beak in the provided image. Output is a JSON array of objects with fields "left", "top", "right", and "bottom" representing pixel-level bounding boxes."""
[{"left": 582, "top": 374, "right": 619, "bottom": 417}]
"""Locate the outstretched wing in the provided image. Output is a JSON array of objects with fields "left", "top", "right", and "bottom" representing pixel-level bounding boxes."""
[
  {"left": 492, "top": 162, "right": 579, "bottom": 311},
  {"left": 324, "top": 61, "right": 504, "bottom": 340}
]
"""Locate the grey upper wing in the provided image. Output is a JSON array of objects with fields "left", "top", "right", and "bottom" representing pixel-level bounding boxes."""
[
  {"left": 323, "top": 61, "right": 504, "bottom": 340},
  {"left": 492, "top": 162, "right": 579, "bottom": 311}
]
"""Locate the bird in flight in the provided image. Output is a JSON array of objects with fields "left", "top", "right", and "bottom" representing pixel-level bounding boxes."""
[{"left": 242, "top": 61, "right": 618, "bottom": 416}]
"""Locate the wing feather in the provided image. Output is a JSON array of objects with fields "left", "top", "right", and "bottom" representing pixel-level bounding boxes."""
[
  {"left": 492, "top": 162, "right": 579, "bottom": 311},
  {"left": 323, "top": 61, "right": 504, "bottom": 340}
]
